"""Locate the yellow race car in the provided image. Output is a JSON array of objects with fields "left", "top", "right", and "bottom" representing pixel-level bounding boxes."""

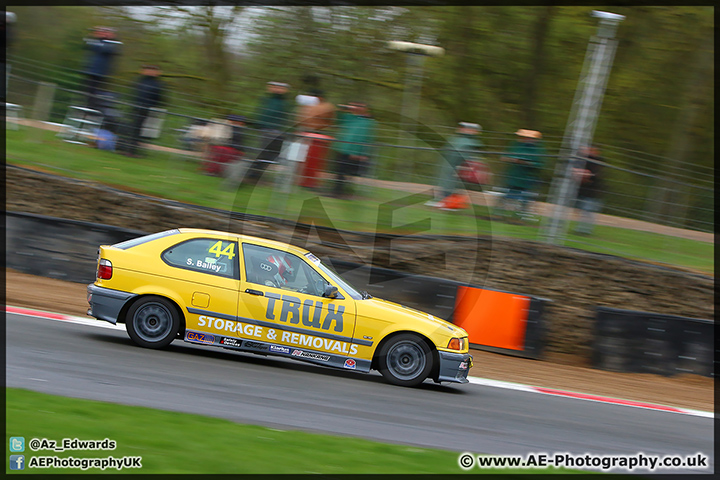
[{"left": 87, "top": 228, "right": 472, "bottom": 386}]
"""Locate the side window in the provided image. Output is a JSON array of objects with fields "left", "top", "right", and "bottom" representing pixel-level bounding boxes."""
[
  {"left": 243, "top": 244, "right": 329, "bottom": 296},
  {"left": 162, "top": 238, "right": 238, "bottom": 279}
]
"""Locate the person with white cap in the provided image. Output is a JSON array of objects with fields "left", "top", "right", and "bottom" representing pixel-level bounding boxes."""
[
  {"left": 496, "top": 129, "right": 547, "bottom": 220},
  {"left": 426, "top": 122, "right": 483, "bottom": 208}
]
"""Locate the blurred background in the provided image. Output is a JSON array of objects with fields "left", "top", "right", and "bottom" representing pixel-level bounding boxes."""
[
  {"left": 5, "top": 6, "right": 713, "bottom": 276},
  {"left": 4, "top": 6, "right": 714, "bottom": 474}
]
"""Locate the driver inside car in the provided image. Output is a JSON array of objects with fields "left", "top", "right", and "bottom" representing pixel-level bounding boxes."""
[{"left": 264, "top": 254, "right": 296, "bottom": 288}]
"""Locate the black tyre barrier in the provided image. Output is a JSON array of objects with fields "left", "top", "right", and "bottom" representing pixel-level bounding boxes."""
[
  {"left": 327, "top": 259, "right": 464, "bottom": 321},
  {"left": 327, "top": 260, "right": 549, "bottom": 359},
  {"left": 6, "top": 212, "right": 146, "bottom": 283},
  {"left": 592, "top": 306, "right": 714, "bottom": 377}
]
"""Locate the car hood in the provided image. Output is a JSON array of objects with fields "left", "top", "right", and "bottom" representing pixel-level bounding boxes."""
[{"left": 357, "top": 296, "right": 466, "bottom": 336}]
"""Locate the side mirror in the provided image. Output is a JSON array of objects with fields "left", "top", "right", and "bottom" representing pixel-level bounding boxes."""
[{"left": 323, "top": 284, "right": 339, "bottom": 299}]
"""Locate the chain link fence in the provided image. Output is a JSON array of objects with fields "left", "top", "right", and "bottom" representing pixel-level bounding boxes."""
[{"left": 5, "top": 63, "right": 714, "bottom": 273}]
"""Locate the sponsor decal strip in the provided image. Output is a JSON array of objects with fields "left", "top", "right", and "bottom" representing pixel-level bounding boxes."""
[
  {"left": 6, "top": 306, "right": 713, "bottom": 418},
  {"left": 195, "top": 314, "right": 362, "bottom": 356},
  {"left": 186, "top": 307, "right": 372, "bottom": 346}
]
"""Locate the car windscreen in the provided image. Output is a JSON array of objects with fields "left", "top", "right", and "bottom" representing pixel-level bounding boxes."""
[
  {"left": 314, "top": 260, "right": 363, "bottom": 301},
  {"left": 113, "top": 229, "right": 181, "bottom": 250}
]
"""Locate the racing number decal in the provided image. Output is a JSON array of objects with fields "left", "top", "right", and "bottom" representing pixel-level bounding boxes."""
[{"left": 209, "top": 241, "right": 236, "bottom": 259}]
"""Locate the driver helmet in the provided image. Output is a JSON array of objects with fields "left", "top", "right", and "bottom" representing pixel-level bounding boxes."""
[{"left": 266, "top": 254, "right": 295, "bottom": 287}]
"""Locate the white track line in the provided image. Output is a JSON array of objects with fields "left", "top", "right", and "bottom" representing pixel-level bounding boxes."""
[{"left": 468, "top": 377, "right": 713, "bottom": 419}]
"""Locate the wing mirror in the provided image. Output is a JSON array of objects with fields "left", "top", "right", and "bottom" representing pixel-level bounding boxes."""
[{"left": 323, "top": 284, "right": 339, "bottom": 299}]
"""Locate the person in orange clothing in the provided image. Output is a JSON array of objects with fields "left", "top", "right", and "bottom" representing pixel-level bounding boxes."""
[{"left": 296, "top": 90, "right": 336, "bottom": 189}]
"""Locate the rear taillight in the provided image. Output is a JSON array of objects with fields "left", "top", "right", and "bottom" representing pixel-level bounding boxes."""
[{"left": 97, "top": 259, "right": 113, "bottom": 279}]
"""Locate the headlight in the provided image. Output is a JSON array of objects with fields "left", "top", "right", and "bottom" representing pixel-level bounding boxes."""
[{"left": 447, "top": 337, "right": 465, "bottom": 351}]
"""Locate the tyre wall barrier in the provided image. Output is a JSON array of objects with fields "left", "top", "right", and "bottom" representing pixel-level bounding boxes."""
[
  {"left": 592, "top": 306, "right": 714, "bottom": 378},
  {"left": 327, "top": 259, "right": 464, "bottom": 321},
  {"left": 328, "top": 260, "right": 549, "bottom": 359},
  {"left": 452, "top": 286, "right": 548, "bottom": 359},
  {"left": 6, "top": 212, "right": 146, "bottom": 284}
]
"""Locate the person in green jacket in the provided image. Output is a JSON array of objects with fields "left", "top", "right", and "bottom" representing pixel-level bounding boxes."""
[
  {"left": 427, "top": 122, "right": 483, "bottom": 207},
  {"left": 331, "top": 102, "right": 376, "bottom": 198},
  {"left": 242, "top": 81, "right": 291, "bottom": 186},
  {"left": 497, "top": 129, "right": 547, "bottom": 219}
]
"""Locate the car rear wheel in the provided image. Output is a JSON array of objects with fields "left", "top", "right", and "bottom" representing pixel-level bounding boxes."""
[
  {"left": 126, "top": 296, "right": 180, "bottom": 349},
  {"left": 378, "top": 333, "right": 433, "bottom": 387}
]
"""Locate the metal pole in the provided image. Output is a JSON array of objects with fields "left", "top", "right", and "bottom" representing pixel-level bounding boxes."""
[
  {"left": 396, "top": 53, "right": 426, "bottom": 174},
  {"left": 32, "top": 82, "right": 57, "bottom": 123},
  {"left": 387, "top": 41, "right": 444, "bottom": 176},
  {"left": 405, "top": 53, "right": 426, "bottom": 142},
  {"left": 542, "top": 11, "right": 624, "bottom": 245}
]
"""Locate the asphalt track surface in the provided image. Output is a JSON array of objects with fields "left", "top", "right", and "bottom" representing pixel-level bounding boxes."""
[{"left": 7, "top": 313, "right": 714, "bottom": 474}]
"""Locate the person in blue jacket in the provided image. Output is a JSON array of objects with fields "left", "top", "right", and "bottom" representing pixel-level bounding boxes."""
[
  {"left": 81, "top": 26, "right": 122, "bottom": 110},
  {"left": 118, "top": 64, "right": 164, "bottom": 158}
]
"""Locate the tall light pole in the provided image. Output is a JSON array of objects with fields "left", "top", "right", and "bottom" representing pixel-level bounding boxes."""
[
  {"left": 387, "top": 41, "right": 444, "bottom": 172},
  {"left": 542, "top": 11, "right": 624, "bottom": 245}
]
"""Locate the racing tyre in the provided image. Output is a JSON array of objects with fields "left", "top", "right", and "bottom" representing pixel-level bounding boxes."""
[
  {"left": 378, "top": 333, "right": 433, "bottom": 387},
  {"left": 126, "top": 296, "right": 180, "bottom": 349}
]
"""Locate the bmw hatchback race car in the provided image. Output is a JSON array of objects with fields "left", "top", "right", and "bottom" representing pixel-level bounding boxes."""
[{"left": 87, "top": 228, "right": 472, "bottom": 386}]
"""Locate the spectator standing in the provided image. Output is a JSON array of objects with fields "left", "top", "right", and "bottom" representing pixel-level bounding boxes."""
[
  {"left": 496, "top": 129, "right": 547, "bottom": 220},
  {"left": 3, "top": 11, "right": 16, "bottom": 99},
  {"left": 81, "top": 26, "right": 122, "bottom": 110},
  {"left": 426, "top": 122, "right": 483, "bottom": 209},
  {"left": 119, "top": 64, "right": 164, "bottom": 158},
  {"left": 243, "top": 81, "right": 291, "bottom": 186},
  {"left": 295, "top": 92, "right": 320, "bottom": 108},
  {"left": 203, "top": 114, "right": 247, "bottom": 176},
  {"left": 297, "top": 89, "right": 336, "bottom": 189},
  {"left": 331, "top": 102, "right": 375, "bottom": 199},
  {"left": 572, "top": 146, "right": 605, "bottom": 235}
]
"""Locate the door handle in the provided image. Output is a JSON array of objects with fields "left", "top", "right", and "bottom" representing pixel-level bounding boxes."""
[{"left": 245, "top": 288, "right": 264, "bottom": 296}]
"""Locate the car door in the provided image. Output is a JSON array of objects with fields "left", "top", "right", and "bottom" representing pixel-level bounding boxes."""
[
  {"left": 237, "top": 243, "right": 357, "bottom": 367},
  {"left": 160, "top": 236, "right": 240, "bottom": 345}
]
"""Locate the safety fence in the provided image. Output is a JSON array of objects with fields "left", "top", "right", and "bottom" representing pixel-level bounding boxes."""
[{"left": 5, "top": 67, "right": 714, "bottom": 275}]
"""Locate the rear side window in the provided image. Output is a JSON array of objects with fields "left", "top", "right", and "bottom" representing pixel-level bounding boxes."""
[
  {"left": 114, "top": 229, "right": 180, "bottom": 250},
  {"left": 162, "top": 238, "right": 238, "bottom": 279}
]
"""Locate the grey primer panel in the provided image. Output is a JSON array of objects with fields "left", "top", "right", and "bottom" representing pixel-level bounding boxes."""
[
  {"left": 87, "top": 284, "right": 136, "bottom": 324},
  {"left": 436, "top": 351, "right": 472, "bottom": 384}
]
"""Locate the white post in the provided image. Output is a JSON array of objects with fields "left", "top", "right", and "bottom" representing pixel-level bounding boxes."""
[{"left": 542, "top": 11, "right": 624, "bottom": 245}]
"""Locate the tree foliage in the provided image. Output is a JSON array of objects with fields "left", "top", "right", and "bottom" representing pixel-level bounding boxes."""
[{"left": 7, "top": 5, "right": 713, "bottom": 228}]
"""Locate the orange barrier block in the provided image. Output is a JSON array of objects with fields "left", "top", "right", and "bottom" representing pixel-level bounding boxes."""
[{"left": 453, "top": 286, "right": 530, "bottom": 350}]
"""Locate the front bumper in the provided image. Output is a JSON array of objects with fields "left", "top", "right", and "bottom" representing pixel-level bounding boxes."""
[
  {"left": 435, "top": 351, "right": 473, "bottom": 384},
  {"left": 87, "top": 284, "right": 136, "bottom": 324}
]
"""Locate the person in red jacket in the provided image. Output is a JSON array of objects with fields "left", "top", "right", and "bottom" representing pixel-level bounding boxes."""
[{"left": 297, "top": 90, "right": 336, "bottom": 189}]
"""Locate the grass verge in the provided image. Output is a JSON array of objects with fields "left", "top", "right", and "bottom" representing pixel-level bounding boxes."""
[{"left": 6, "top": 388, "right": 577, "bottom": 474}]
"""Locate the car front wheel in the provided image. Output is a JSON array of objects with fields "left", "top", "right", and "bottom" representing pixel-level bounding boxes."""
[
  {"left": 126, "top": 296, "right": 180, "bottom": 349},
  {"left": 378, "top": 333, "right": 434, "bottom": 387}
]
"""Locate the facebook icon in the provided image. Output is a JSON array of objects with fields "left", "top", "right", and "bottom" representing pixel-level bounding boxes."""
[{"left": 10, "top": 455, "right": 25, "bottom": 470}]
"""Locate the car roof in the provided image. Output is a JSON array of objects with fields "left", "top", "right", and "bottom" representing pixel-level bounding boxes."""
[{"left": 177, "top": 228, "right": 311, "bottom": 257}]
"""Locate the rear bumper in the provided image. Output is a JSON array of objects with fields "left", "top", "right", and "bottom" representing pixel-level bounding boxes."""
[
  {"left": 87, "top": 284, "right": 136, "bottom": 325},
  {"left": 435, "top": 351, "right": 473, "bottom": 384}
]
